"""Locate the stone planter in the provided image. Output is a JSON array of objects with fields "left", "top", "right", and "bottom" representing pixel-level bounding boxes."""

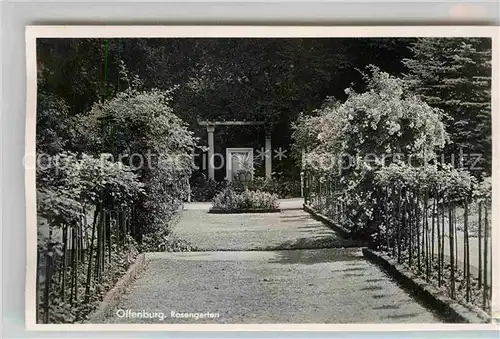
[{"left": 236, "top": 171, "right": 253, "bottom": 188}]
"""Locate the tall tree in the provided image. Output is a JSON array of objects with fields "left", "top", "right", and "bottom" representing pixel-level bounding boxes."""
[
  {"left": 403, "top": 38, "right": 492, "bottom": 175},
  {"left": 37, "top": 37, "right": 415, "bottom": 179}
]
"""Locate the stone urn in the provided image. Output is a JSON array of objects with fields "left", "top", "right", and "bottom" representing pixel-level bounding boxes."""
[{"left": 236, "top": 170, "right": 253, "bottom": 188}]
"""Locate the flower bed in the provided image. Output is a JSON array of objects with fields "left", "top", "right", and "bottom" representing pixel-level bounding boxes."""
[
  {"left": 208, "top": 208, "right": 281, "bottom": 214},
  {"left": 247, "top": 177, "right": 302, "bottom": 199},
  {"left": 209, "top": 187, "right": 280, "bottom": 213}
]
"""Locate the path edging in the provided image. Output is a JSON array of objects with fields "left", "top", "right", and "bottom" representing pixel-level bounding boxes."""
[
  {"left": 362, "top": 248, "right": 491, "bottom": 324},
  {"left": 85, "top": 253, "right": 146, "bottom": 323},
  {"left": 303, "top": 203, "right": 352, "bottom": 238},
  {"left": 168, "top": 203, "right": 187, "bottom": 235},
  {"left": 170, "top": 203, "right": 185, "bottom": 226}
]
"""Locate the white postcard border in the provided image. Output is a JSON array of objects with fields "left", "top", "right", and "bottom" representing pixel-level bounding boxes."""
[{"left": 25, "top": 25, "right": 500, "bottom": 331}]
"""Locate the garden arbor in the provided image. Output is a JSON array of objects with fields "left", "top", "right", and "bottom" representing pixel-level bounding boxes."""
[{"left": 198, "top": 121, "right": 272, "bottom": 181}]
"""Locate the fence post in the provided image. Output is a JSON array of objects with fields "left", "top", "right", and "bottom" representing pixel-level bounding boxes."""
[
  {"left": 436, "top": 190, "right": 442, "bottom": 287},
  {"left": 416, "top": 193, "right": 421, "bottom": 271},
  {"left": 392, "top": 187, "right": 397, "bottom": 259},
  {"left": 300, "top": 171, "right": 304, "bottom": 200},
  {"left": 36, "top": 250, "right": 40, "bottom": 323},
  {"left": 431, "top": 194, "right": 436, "bottom": 262},
  {"left": 478, "top": 202, "right": 482, "bottom": 289},
  {"left": 407, "top": 189, "right": 413, "bottom": 266},
  {"left": 448, "top": 202, "right": 456, "bottom": 299},
  {"left": 440, "top": 195, "right": 445, "bottom": 284},
  {"left": 397, "top": 186, "right": 402, "bottom": 264},
  {"left": 384, "top": 187, "right": 390, "bottom": 252},
  {"left": 483, "top": 204, "right": 489, "bottom": 310},
  {"left": 424, "top": 190, "right": 430, "bottom": 281},
  {"left": 463, "top": 197, "right": 470, "bottom": 302},
  {"left": 108, "top": 210, "right": 112, "bottom": 263},
  {"left": 84, "top": 208, "right": 98, "bottom": 303},
  {"left": 61, "top": 225, "right": 68, "bottom": 303},
  {"left": 43, "top": 240, "right": 53, "bottom": 323}
]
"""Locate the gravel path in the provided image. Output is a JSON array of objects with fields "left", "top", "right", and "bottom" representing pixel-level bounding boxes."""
[
  {"left": 102, "top": 203, "right": 443, "bottom": 324},
  {"left": 103, "top": 249, "right": 442, "bottom": 324},
  {"left": 170, "top": 206, "right": 358, "bottom": 251}
]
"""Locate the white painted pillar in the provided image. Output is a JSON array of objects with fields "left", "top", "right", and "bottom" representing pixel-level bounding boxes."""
[
  {"left": 207, "top": 125, "right": 215, "bottom": 180},
  {"left": 300, "top": 149, "right": 306, "bottom": 198},
  {"left": 265, "top": 132, "right": 272, "bottom": 179}
]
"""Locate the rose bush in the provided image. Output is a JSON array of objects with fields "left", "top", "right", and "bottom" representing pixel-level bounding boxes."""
[
  {"left": 81, "top": 87, "right": 197, "bottom": 241},
  {"left": 293, "top": 66, "right": 449, "bottom": 235},
  {"left": 211, "top": 186, "right": 279, "bottom": 211}
]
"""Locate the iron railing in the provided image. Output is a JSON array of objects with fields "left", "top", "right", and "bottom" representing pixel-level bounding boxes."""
[
  {"left": 303, "top": 172, "right": 492, "bottom": 313},
  {"left": 36, "top": 203, "right": 137, "bottom": 323}
]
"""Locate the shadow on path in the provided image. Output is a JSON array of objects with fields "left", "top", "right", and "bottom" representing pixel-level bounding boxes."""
[
  {"left": 102, "top": 249, "right": 444, "bottom": 324},
  {"left": 109, "top": 205, "right": 448, "bottom": 324},
  {"left": 172, "top": 208, "right": 357, "bottom": 252}
]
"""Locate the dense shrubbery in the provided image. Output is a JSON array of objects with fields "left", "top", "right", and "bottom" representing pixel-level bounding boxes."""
[
  {"left": 371, "top": 162, "right": 477, "bottom": 242},
  {"left": 296, "top": 66, "right": 493, "bottom": 312},
  {"left": 247, "top": 177, "right": 301, "bottom": 199},
  {"left": 189, "top": 173, "right": 228, "bottom": 202},
  {"left": 238, "top": 190, "right": 280, "bottom": 209},
  {"left": 81, "top": 87, "right": 197, "bottom": 242},
  {"left": 211, "top": 186, "right": 241, "bottom": 210},
  {"left": 294, "top": 66, "right": 449, "bottom": 234},
  {"left": 403, "top": 38, "right": 492, "bottom": 173},
  {"left": 473, "top": 175, "right": 491, "bottom": 203},
  {"left": 37, "top": 152, "right": 145, "bottom": 250},
  {"left": 189, "top": 175, "right": 301, "bottom": 202},
  {"left": 211, "top": 187, "right": 280, "bottom": 211},
  {"left": 36, "top": 76, "right": 197, "bottom": 322},
  {"left": 36, "top": 151, "right": 145, "bottom": 323},
  {"left": 44, "top": 236, "right": 140, "bottom": 324},
  {"left": 140, "top": 231, "right": 196, "bottom": 252}
]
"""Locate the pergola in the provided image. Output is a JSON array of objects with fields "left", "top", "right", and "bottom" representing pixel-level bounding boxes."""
[{"left": 198, "top": 120, "right": 272, "bottom": 180}]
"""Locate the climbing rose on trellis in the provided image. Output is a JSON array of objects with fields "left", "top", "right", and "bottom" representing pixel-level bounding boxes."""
[{"left": 293, "top": 65, "right": 449, "bottom": 233}]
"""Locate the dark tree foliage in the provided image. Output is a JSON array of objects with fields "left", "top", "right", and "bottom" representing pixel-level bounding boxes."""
[
  {"left": 36, "top": 92, "right": 73, "bottom": 155},
  {"left": 403, "top": 38, "right": 492, "bottom": 175},
  {"left": 80, "top": 87, "right": 197, "bottom": 241},
  {"left": 37, "top": 38, "right": 415, "bottom": 161},
  {"left": 35, "top": 37, "right": 493, "bottom": 323}
]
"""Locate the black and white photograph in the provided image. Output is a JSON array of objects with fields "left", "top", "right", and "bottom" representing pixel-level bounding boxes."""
[{"left": 27, "top": 26, "right": 497, "bottom": 327}]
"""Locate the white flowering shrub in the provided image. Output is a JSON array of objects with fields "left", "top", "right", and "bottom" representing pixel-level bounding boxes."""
[
  {"left": 293, "top": 66, "right": 450, "bottom": 237},
  {"left": 82, "top": 88, "right": 197, "bottom": 240},
  {"left": 238, "top": 189, "right": 280, "bottom": 210},
  {"left": 212, "top": 187, "right": 279, "bottom": 211}
]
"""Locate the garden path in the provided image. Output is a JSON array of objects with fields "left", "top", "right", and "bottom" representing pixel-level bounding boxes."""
[
  {"left": 102, "top": 201, "right": 443, "bottom": 324},
  {"left": 172, "top": 201, "right": 355, "bottom": 251}
]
